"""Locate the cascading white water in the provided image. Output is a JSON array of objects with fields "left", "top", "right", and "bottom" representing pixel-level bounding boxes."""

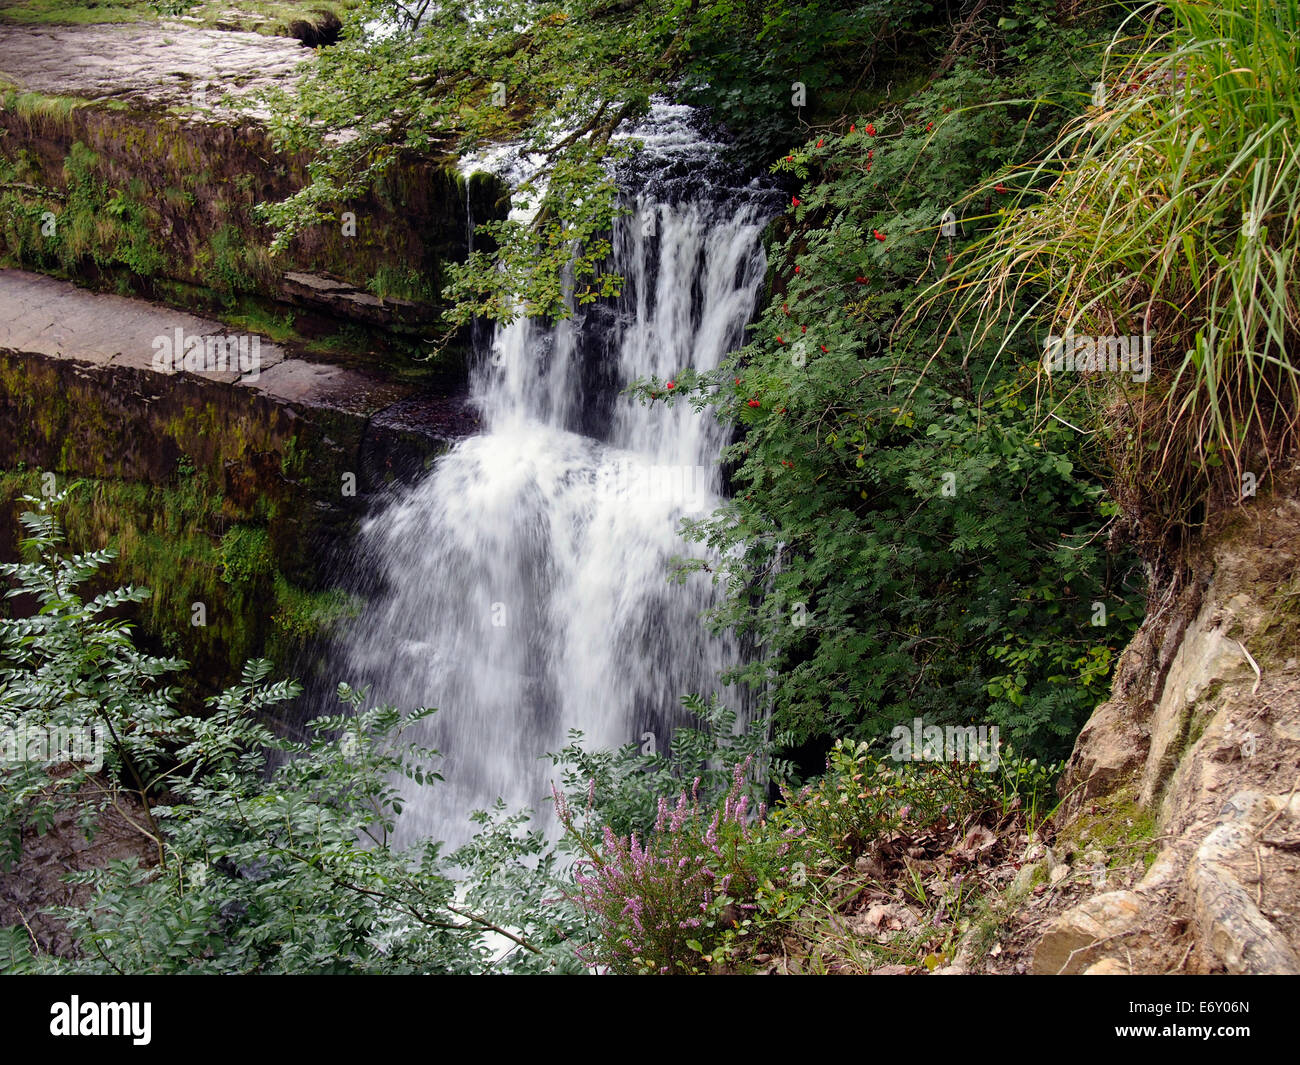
[{"left": 336, "top": 103, "right": 775, "bottom": 848}]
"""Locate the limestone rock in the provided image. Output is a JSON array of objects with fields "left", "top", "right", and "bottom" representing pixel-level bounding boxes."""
[
  {"left": 1031, "top": 890, "right": 1144, "bottom": 975},
  {"left": 1084, "top": 956, "right": 1130, "bottom": 974},
  {"left": 1062, "top": 697, "right": 1147, "bottom": 802},
  {"left": 1190, "top": 791, "right": 1300, "bottom": 974}
]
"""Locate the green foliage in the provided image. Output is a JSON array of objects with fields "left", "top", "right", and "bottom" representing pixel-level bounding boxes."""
[
  {"left": 555, "top": 733, "right": 1060, "bottom": 974},
  {"left": 242, "top": 0, "right": 1148, "bottom": 765},
  {"left": 249, "top": 0, "right": 1150, "bottom": 765},
  {"left": 0, "top": 0, "right": 161, "bottom": 25},
  {"left": 948, "top": 0, "right": 1300, "bottom": 559},
  {"left": 0, "top": 497, "right": 583, "bottom": 973},
  {"left": 0, "top": 0, "right": 352, "bottom": 31},
  {"left": 0, "top": 490, "right": 181, "bottom": 871},
  {"left": 367, "top": 263, "right": 440, "bottom": 303},
  {"left": 772, "top": 741, "right": 995, "bottom": 864},
  {"left": 149, "top": 0, "right": 199, "bottom": 14},
  {"left": 0, "top": 497, "right": 1081, "bottom": 976},
  {"left": 643, "top": 37, "right": 1144, "bottom": 760},
  {"left": 557, "top": 754, "right": 784, "bottom": 974},
  {"left": 674, "top": 0, "right": 941, "bottom": 161},
  {"left": 543, "top": 693, "right": 796, "bottom": 973},
  {"left": 774, "top": 739, "right": 1060, "bottom": 862},
  {"left": 269, "top": 573, "right": 360, "bottom": 644},
  {"left": 256, "top": 0, "right": 654, "bottom": 324},
  {"left": 754, "top": 738, "right": 1046, "bottom": 971},
  {"left": 547, "top": 692, "right": 786, "bottom": 840},
  {"left": 0, "top": 137, "right": 162, "bottom": 280},
  {"left": 7, "top": 0, "right": 1251, "bottom": 976},
  {"left": 255, "top": 0, "right": 964, "bottom": 330},
  {"left": 218, "top": 524, "right": 272, "bottom": 588},
  {"left": 200, "top": 223, "right": 257, "bottom": 299}
]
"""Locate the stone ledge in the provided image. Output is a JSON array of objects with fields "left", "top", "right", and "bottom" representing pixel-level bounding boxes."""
[{"left": 0, "top": 268, "right": 474, "bottom": 503}]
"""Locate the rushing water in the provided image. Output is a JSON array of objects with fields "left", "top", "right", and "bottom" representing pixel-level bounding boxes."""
[{"left": 335, "top": 103, "right": 777, "bottom": 847}]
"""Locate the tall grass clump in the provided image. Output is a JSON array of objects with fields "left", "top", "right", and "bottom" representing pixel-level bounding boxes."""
[{"left": 943, "top": 0, "right": 1300, "bottom": 569}]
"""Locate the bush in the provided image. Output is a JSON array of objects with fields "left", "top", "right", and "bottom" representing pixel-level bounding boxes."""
[
  {"left": 0, "top": 494, "right": 581, "bottom": 973},
  {"left": 558, "top": 757, "right": 780, "bottom": 973},
  {"left": 647, "top": 40, "right": 1145, "bottom": 761}
]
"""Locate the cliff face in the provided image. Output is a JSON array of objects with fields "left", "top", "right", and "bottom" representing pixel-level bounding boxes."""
[
  {"left": 0, "top": 24, "right": 507, "bottom": 335},
  {"left": 0, "top": 268, "right": 485, "bottom": 689},
  {"left": 999, "top": 468, "right": 1300, "bottom": 974},
  {"left": 0, "top": 20, "right": 505, "bottom": 687}
]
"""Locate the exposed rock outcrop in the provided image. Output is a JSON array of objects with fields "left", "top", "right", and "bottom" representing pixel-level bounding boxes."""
[
  {"left": 0, "top": 268, "right": 481, "bottom": 686},
  {"left": 1016, "top": 466, "right": 1300, "bottom": 974}
]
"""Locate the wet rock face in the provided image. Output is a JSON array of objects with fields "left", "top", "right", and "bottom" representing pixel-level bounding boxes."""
[
  {"left": 0, "top": 269, "right": 469, "bottom": 517},
  {"left": 0, "top": 15, "right": 508, "bottom": 691},
  {"left": 285, "top": 11, "right": 344, "bottom": 47},
  {"left": 0, "top": 98, "right": 476, "bottom": 331},
  {"left": 0, "top": 22, "right": 503, "bottom": 336},
  {"left": 0, "top": 266, "right": 474, "bottom": 688}
]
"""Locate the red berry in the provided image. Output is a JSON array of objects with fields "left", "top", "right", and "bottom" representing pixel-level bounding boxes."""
[
  {"left": 995, "top": 183, "right": 1008, "bottom": 194},
  {"left": 873, "top": 229, "right": 886, "bottom": 242},
  {"left": 748, "top": 399, "right": 761, "bottom": 408},
  {"left": 735, "top": 377, "right": 742, "bottom": 386},
  {"left": 866, "top": 123, "right": 876, "bottom": 136},
  {"left": 666, "top": 381, "right": 675, "bottom": 389},
  {"left": 794, "top": 265, "right": 801, "bottom": 273},
  {"left": 816, "top": 138, "right": 824, "bottom": 147},
  {"left": 820, "top": 344, "right": 828, "bottom": 353},
  {"left": 776, "top": 335, "right": 784, "bottom": 344},
  {"left": 801, "top": 325, "right": 807, "bottom": 333},
  {"left": 792, "top": 197, "right": 801, "bottom": 206},
  {"left": 855, "top": 276, "right": 868, "bottom": 284},
  {"left": 782, "top": 303, "right": 789, "bottom": 315},
  {"left": 926, "top": 122, "right": 934, "bottom": 131},
  {"left": 850, "top": 124, "right": 856, "bottom": 132}
]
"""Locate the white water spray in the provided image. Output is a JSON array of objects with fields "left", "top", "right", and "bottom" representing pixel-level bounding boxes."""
[{"left": 337, "top": 105, "right": 774, "bottom": 847}]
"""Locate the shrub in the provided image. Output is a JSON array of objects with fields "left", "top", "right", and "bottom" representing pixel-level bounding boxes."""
[
  {"left": 558, "top": 757, "right": 779, "bottom": 974},
  {"left": 0, "top": 494, "right": 581, "bottom": 974}
]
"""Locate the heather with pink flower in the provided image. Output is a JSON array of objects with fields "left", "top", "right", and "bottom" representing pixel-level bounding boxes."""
[{"left": 555, "top": 757, "right": 793, "bottom": 974}]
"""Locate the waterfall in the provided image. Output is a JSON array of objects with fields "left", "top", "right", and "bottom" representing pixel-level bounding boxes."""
[{"left": 334, "top": 103, "right": 776, "bottom": 848}]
